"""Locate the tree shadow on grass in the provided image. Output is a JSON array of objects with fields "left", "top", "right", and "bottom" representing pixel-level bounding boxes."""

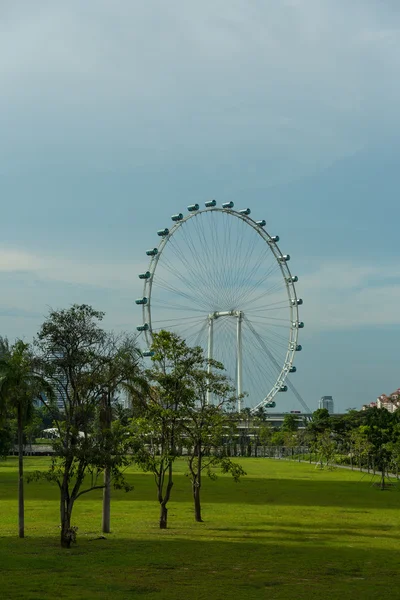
[{"left": 0, "top": 535, "right": 400, "bottom": 600}]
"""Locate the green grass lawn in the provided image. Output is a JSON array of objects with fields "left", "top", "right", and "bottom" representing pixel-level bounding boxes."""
[{"left": 1, "top": 457, "right": 400, "bottom": 599}]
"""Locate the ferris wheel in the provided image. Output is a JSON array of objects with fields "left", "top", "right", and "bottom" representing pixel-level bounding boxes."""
[{"left": 136, "top": 200, "right": 303, "bottom": 413}]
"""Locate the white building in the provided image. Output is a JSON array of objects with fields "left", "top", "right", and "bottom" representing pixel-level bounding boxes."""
[{"left": 318, "top": 396, "right": 334, "bottom": 413}]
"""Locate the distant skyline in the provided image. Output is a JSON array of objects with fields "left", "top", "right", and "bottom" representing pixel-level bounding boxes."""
[{"left": 1, "top": 1, "right": 400, "bottom": 412}]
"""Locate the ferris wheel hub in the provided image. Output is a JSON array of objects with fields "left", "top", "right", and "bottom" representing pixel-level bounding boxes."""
[{"left": 209, "top": 310, "right": 243, "bottom": 320}]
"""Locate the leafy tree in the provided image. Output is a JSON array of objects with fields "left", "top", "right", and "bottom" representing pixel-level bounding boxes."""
[
  {"left": 254, "top": 406, "right": 267, "bottom": 421},
  {"left": 363, "top": 407, "right": 400, "bottom": 490},
  {"left": 349, "top": 427, "right": 372, "bottom": 471},
  {"left": 270, "top": 429, "right": 285, "bottom": 447},
  {"left": 0, "top": 340, "right": 53, "bottom": 538},
  {"left": 314, "top": 431, "right": 337, "bottom": 469},
  {"left": 283, "top": 430, "right": 299, "bottom": 459},
  {"left": 132, "top": 331, "right": 202, "bottom": 529},
  {"left": 32, "top": 305, "right": 138, "bottom": 547},
  {"left": 179, "top": 357, "right": 245, "bottom": 522},
  {"left": 306, "top": 409, "right": 332, "bottom": 451},
  {"left": 282, "top": 413, "right": 299, "bottom": 433},
  {"left": 98, "top": 333, "right": 143, "bottom": 533},
  {"left": 257, "top": 422, "right": 273, "bottom": 455}
]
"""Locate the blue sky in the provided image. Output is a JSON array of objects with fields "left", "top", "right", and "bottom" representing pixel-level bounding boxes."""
[{"left": 1, "top": 0, "right": 400, "bottom": 412}]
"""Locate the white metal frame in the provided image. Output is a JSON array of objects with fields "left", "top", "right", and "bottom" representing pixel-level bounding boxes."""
[{"left": 140, "top": 206, "right": 300, "bottom": 412}]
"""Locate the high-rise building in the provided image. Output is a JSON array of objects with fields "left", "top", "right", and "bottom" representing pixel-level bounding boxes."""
[{"left": 319, "top": 395, "right": 334, "bottom": 413}]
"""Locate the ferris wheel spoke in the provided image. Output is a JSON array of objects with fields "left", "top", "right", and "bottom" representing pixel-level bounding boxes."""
[
  {"left": 151, "top": 281, "right": 212, "bottom": 312},
  {"left": 165, "top": 238, "right": 212, "bottom": 297},
  {"left": 242, "top": 332, "right": 282, "bottom": 395},
  {"left": 239, "top": 267, "right": 286, "bottom": 306},
  {"left": 153, "top": 260, "right": 219, "bottom": 310},
  {"left": 245, "top": 318, "right": 290, "bottom": 368},
  {"left": 151, "top": 314, "right": 207, "bottom": 325},
  {"left": 234, "top": 259, "right": 283, "bottom": 308}
]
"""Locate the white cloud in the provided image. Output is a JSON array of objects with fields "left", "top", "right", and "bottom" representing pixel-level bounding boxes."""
[{"left": 0, "top": 247, "right": 145, "bottom": 290}]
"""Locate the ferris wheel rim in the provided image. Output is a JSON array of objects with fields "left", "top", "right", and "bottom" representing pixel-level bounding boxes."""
[{"left": 138, "top": 204, "right": 302, "bottom": 408}]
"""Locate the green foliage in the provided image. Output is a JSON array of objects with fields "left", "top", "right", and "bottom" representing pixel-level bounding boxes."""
[
  {"left": 281, "top": 413, "right": 299, "bottom": 432},
  {"left": 33, "top": 304, "right": 142, "bottom": 545},
  {"left": 132, "top": 330, "right": 245, "bottom": 525},
  {"left": 314, "top": 431, "right": 337, "bottom": 470},
  {"left": 132, "top": 331, "right": 207, "bottom": 527},
  {"left": 0, "top": 339, "right": 55, "bottom": 537},
  {"left": 0, "top": 421, "right": 14, "bottom": 458}
]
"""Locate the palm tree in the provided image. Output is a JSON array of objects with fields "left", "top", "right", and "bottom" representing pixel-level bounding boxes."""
[{"left": 0, "top": 340, "right": 53, "bottom": 538}]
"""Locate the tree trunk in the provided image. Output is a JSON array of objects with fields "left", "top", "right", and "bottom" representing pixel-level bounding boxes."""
[
  {"left": 17, "top": 415, "right": 24, "bottom": 539},
  {"left": 380, "top": 469, "right": 385, "bottom": 491},
  {"left": 102, "top": 466, "right": 111, "bottom": 534},
  {"left": 192, "top": 447, "right": 203, "bottom": 522},
  {"left": 158, "top": 461, "right": 173, "bottom": 529},
  {"left": 193, "top": 484, "right": 202, "bottom": 522},
  {"left": 60, "top": 484, "right": 74, "bottom": 548},
  {"left": 159, "top": 503, "right": 168, "bottom": 529}
]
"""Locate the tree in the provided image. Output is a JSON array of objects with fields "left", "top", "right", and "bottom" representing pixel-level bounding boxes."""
[
  {"left": 363, "top": 407, "right": 399, "bottom": 490},
  {"left": 349, "top": 427, "right": 372, "bottom": 471},
  {"left": 306, "top": 408, "right": 332, "bottom": 454},
  {"left": 132, "top": 331, "right": 201, "bottom": 529},
  {"left": 314, "top": 431, "right": 337, "bottom": 469},
  {"left": 256, "top": 421, "right": 273, "bottom": 456},
  {"left": 98, "top": 333, "right": 143, "bottom": 534},
  {"left": 32, "top": 304, "right": 138, "bottom": 547},
  {"left": 179, "top": 358, "right": 245, "bottom": 522},
  {"left": 0, "top": 340, "right": 53, "bottom": 538},
  {"left": 282, "top": 414, "right": 299, "bottom": 433}
]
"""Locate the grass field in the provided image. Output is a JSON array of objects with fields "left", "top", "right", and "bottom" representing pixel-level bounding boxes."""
[{"left": 1, "top": 457, "right": 400, "bottom": 599}]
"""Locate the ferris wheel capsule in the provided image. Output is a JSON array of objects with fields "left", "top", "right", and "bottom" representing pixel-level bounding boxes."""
[
  {"left": 279, "top": 385, "right": 288, "bottom": 392},
  {"left": 291, "top": 298, "right": 303, "bottom": 306},
  {"left": 222, "top": 201, "right": 234, "bottom": 209},
  {"left": 292, "top": 321, "right": 304, "bottom": 329},
  {"left": 286, "top": 275, "right": 298, "bottom": 283},
  {"left": 289, "top": 366, "right": 297, "bottom": 373},
  {"left": 146, "top": 248, "right": 158, "bottom": 256},
  {"left": 171, "top": 213, "right": 183, "bottom": 222},
  {"left": 279, "top": 254, "right": 290, "bottom": 262},
  {"left": 271, "top": 235, "right": 280, "bottom": 242},
  {"left": 188, "top": 204, "right": 199, "bottom": 212},
  {"left": 139, "top": 271, "right": 151, "bottom": 279},
  {"left": 239, "top": 208, "right": 251, "bottom": 215},
  {"left": 135, "top": 297, "right": 148, "bottom": 305},
  {"left": 137, "top": 324, "right": 149, "bottom": 332},
  {"left": 205, "top": 200, "right": 216, "bottom": 207},
  {"left": 142, "top": 350, "right": 154, "bottom": 357},
  {"left": 256, "top": 220, "right": 266, "bottom": 227},
  {"left": 157, "top": 228, "right": 169, "bottom": 236}
]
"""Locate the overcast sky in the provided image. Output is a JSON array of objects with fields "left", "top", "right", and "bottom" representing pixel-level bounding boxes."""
[{"left": 1, "top": 0, "right": 400, "bottom": 412}]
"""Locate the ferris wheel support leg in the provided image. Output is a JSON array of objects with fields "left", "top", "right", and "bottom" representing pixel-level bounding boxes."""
[
  {"left": 206, "top": 316, "right": 214, "bottom": 405},
  {"left": 237, "top": 311, "right": 243, "bottom": 413}
]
